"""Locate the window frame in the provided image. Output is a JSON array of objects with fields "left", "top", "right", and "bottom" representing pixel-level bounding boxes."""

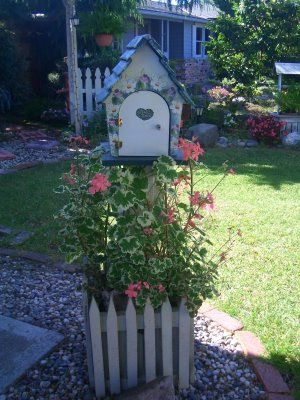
[{"left": 192, "top": 24, "right": 210, "bottom": 59}]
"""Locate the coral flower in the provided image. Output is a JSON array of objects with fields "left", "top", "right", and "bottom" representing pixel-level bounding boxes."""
[
  {"left": 125, "top": 283, "right": 138, "bottom": 298},
  {"left": 189, "top": 191, "right": 201, "bottom": 206},
  {"left": 178, "top": 138, "right": 205, "bottom": 161},
  {"left": 88, "top": 173, "right": 111, "bottom": 195}
]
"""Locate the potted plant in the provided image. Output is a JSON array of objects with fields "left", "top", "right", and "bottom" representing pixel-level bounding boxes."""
[
  {"left": 56, "top": 140, "right": 237, "bottom": 397},
  {"left": 79, "top": 10, "right": 127, "bottom": 47}
]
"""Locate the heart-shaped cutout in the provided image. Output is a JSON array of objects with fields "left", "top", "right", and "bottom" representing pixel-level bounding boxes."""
[{"left": 136, "top": 108, "right": 154, "bottom": 121}]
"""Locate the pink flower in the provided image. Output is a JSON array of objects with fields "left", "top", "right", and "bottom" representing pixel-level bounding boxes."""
[
  {"left": 143, "top": 282, "right": 150, "bottom": 289},
  {"left": 173, "top": 174, "right": 190, "bottom": 187},
  {"left": 158, "top": 284, "right": 165, "bottom": 293},
  {"left": 88, "top": 173, "right": 111, "bottom": 195},
  {"left": 178, "top": 138, "right": 205, "bottom": 161},
  {"left": 189, "top": 191, "right": 200, "bottom": 206},
  {"left": 229, "top": 168, "right": 235, "bottom": 175},
  {"left": 202, "top": 192, "right": 215, "bottom": 211},
  {"left": 125, "top": 283, "right": 138, "bottom": 298},
  {"left": 63, "top": 174, "right": 76, "bottom": 185},
  {"left": 70, "top": 163, "right": 76, "bottom": 175},
  {"left": 143, "top": 228, "right": 153, "bottom": 236},
  {"left": 167, "top": 208, "right": 175, "bottom": 224},
  {"left": 194, "top": 213, "right": 203, "bottom": 220},
  {"left": 220, "top": 252, "right": 226, "bottom": 262}
]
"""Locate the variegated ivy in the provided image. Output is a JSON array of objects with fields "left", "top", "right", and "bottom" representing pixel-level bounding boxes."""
[{"left": 56, "top": 142, "right": 237, "bottom": 314}]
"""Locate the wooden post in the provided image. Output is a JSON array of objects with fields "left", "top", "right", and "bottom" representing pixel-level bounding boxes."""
[
  {"left": 277, "top": 73, "right": 282, "bottom": 114},
  {"left": 63, "top": 0, "right": 81, "bottom": 134}
]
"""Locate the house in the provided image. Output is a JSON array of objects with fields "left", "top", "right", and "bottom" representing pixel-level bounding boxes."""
[{"left": 122, "top": 0, "right": 219, "bottom": 84}]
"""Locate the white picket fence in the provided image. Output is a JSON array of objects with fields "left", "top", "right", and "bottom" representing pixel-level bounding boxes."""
[
  {"left": 84, "top": 295, "right": 194, "bottom": 399},
  {"left": 77, "top": 67, "right": 111, "bottom": 120}
]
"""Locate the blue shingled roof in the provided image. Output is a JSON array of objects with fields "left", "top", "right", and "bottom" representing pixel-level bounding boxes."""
[{"left": 97, "top": 34, "right": 194, "bottom": 105}]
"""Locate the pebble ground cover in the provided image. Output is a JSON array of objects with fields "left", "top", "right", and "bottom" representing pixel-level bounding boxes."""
[
  {"left": 0, "top": 146, "right": 299, "bottom": 397},
  {"left": 0, "top": 256, "right": 265, "bottom": 400}
]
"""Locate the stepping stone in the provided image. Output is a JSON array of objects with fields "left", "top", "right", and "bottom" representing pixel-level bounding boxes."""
[
  {"left": 0, "top": 315, "right": 63, "bottom": 393},
  {"left": 18, "top": 130, "right": 49, "bottom": 141},
  {"left": 0, "top": 150, "right": 15, "bottom": 161},
  {"left": 10, "top": 231, "right": 34, "bottom": 245},
  {"left": 0, "top": 226, "right": 14, "bottom": 236},
  {"left": 25, "top": 140, "right": 60, "bottom": 150}
]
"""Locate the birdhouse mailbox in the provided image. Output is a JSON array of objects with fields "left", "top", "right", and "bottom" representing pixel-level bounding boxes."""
[{"left": 97, "top": 34, "right": 193, "bottom": 163}]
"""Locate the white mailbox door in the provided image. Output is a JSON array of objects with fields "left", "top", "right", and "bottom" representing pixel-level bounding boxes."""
[{"left": 118, "top": 90, "right": 170, "bottom": 156}]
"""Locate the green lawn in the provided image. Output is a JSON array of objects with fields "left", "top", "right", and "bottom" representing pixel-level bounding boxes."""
[{"left": 0, "top": 147, "right": 299, "bottom": 397}]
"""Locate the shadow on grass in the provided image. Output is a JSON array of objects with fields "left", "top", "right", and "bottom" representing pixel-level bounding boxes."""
[
  {"left": 203, "top": 147, "right": 300, "bottom": 190},
  {"left": 267, "top": 352, "right": 300, "bottom": 400}
]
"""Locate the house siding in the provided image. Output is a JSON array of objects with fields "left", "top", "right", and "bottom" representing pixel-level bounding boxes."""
[{"left": 183, "top": 21, "right": 193, "bottom": 59}]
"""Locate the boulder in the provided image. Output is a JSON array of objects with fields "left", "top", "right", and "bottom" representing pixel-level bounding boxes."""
[
  {"left": 187, "top": 123, "right": 219, "bottom": 148},
  {"left": 245, "top": 139, "right": 259, "bottom": 148},
  {"left": 282, "top": 132, "right": 300, "bottom": 147},
  {"left": 116, "top": 376, "right": 175, "bottom": 400}
]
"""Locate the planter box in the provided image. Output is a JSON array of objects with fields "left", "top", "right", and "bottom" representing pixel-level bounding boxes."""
[
  {"left": 274, "top": 113, "right": 300, "bottom": 133},
  {"left": 83, "top": 294, "right": 194, "bottom": 399}
]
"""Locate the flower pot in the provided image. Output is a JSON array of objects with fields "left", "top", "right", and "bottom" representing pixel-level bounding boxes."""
[
  {"left": 83, "top": 292, "right": 194, "bottom": 398},
  {"left": 95, "top": 34, "right": 113, "bottom": 47}
]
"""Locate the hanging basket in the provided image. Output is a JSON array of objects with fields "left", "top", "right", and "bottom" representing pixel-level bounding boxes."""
[{"left": 95, "top": 34, "right": 113, "bottom": 47}]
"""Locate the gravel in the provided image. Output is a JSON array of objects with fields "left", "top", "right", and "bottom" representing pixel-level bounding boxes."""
[
  {"left": 0, "top": 256, "right": 266, "bottom": 400},
  {"left": 0, "top": 141, "right": 73, "bottom": 170}
]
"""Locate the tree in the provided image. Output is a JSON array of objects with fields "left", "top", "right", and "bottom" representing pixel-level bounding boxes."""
[{"left": 207, "top": 0, "right": 300, "bottom": 85}]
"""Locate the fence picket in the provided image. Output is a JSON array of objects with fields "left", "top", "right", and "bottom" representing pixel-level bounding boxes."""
[
  {"left": 76, "top": 68, "right": 83, "bottom": 116},
  {"left": 89, "top": 297, "right": 105, "bottom": 398},
  {"left": 107, "top": 295, "right": 121, "bottom": 394},
  {"left": 104, "top": 67, "right": 111, "bottom": 80},
  {"left": 94, "top": 68, "right": 102, "bottom": 105},
  {"left": 161, "top": 298, "right": 173, "bottom": 378},
  {"left": 125, "top": 299, "right": 138, "bottom": 388},
  {"left": 144, "top": 298, "right": 156, "bottom": 382},
  {"left": 85, "top": 68, "right": 93, "bottom": 118},
  {"left": 178, "top": 298, "right": 190, "bottom": 388}
]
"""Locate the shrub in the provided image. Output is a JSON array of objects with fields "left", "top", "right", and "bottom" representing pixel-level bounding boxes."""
[
  {"left": 275, "top": 85, "right": 300, "bottom": 114},
  {"left": 246, "top": 115, "right": 286, "bottom": 145},
  {"left": 56, "top": 141, "right": 237, "bottom": 314}
]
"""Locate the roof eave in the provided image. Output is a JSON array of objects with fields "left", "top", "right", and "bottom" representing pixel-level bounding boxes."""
[{"left": 139, "top": 8, "right": 209, "bottom": 23}]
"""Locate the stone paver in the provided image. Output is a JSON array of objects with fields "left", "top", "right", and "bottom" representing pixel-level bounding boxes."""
[
  {"left": 235, "top": 331, "right": 265, "bottom": 358},
  {"left": 203, "top": 308, "right": 244, "bottom": 332},
  {"left": 10, "top": 231, "right": 34, "bottom": 246},
  {"left": 0, "top": 150, "right": 15, "bottom": 161},
  {"left": 252, "top": 359, "right": 290, "bottom": 394},
  {"left": 0, "top": 315, "right": 63, "bottom": 393}
]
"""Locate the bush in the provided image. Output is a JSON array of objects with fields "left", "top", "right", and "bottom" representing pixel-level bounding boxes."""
[
  {"left": 275, "top": 85, "right": 300, "bottom": 114},
  {"left": 56, "top": 141, "right": 237, "bottom": 314},
  {"left": 246, "top": 115, "right": 285, "bottom": 145}
]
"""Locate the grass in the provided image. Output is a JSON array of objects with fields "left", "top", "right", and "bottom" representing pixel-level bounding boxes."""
[
  {"left": 0, "top": 161, "right": 70, "bottom": 257},
  {"left": 0, "top": 147, "right": 299, "bottom": 397}
]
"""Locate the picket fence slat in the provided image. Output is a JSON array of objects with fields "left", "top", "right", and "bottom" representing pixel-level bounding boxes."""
[
  {"left": 125, "top": 298, "right": 138, "bottom": 388},
  {"left": 161, "top": 298, "right": 173, "bottom": 378},
  {"left": 77, "top": 67, "right": 111, "bottom": 120},
  {"left": 89, "top": 298, "right": 105, "bottom": 398},
  {"left": 144, "top": 298, "right": 156, "bottom": 383},
  {"left": 179, "top": 298, "right": 190, "bottom": 388},
  {"left": 88, "top": 295, "right": 193, "bottom": 398},
  {"left": 107, "top": 296, "right": 121, "bottom": 394}
]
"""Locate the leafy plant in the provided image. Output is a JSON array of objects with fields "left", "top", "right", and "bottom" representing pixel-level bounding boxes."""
[
  {"left": 246, "top": 115, "right": 286, "bottom": 145},
  {"left": 56, "top": 140, "right": 237, "bottom": 315},
  {"left": 79, "top": 10, "right": 128, "bottom": 37},
  {"left": 275, "top": 85, "right": 300, "bottom": 114}
]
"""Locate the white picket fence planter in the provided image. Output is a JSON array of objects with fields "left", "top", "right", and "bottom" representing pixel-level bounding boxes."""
[
  {"left": 275, "top": 113, "right": 300, "bottom": 133},
  {"left": 83, "top": 294, "right": 194, "bottom": 399},
  {"left": 77, "top": 67, "right": 111, "bottom": 120}
]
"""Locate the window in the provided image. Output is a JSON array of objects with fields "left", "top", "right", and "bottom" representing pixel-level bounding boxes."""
[{"left": 193, "top": 26, "right": 210, "bottom": 59}]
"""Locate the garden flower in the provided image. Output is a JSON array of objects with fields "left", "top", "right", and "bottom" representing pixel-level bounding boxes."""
[
  {"left": 202, "top": 192, "right": 215, "bottom": 211},
  {"left": 178, "top": 138, "right": 205, "bottom": 161},
  {"left": 166, "top": 208, "right": 175, "bottom": 224},
  {"left": 173, "top": 174, "right": 190, "bottom": 187},
  {"left": 88, "top": 173, "right": 111, "bottom": 195},
  {"left": 143, "top": 228, "right": 153, "bottom": 236},
  {"left": 189, "top": 191, "right": 201, "bottom": 206},
  {"left": 125, "top": 283, "right": 138, "bottom": 298},
  {"left": 63, "top": 175, "right": 76, "bottom": 185},
  {"left": 143, "top": 282, "right": 150, "bottom": 289},
  {"left": 229, "top": 168, "right": 235, "bottom": 175},
  {"left": 134, "top": 281, "right": 142, "bottom": 290},
  {"left": 158, "top": 284, "right": 165, "bottom": 293},
  {"left": 220, "top": 252, "right": 226, "bottom": 262},
  {"left": 70, "top": 163, "right": 76, "bottom": 175}
]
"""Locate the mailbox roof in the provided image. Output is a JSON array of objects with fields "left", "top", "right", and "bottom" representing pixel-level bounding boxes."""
[{"left": 97, "top": 34, "right": 194, "bottom": 105}]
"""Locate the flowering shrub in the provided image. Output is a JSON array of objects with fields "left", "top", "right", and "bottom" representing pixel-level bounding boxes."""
[
  {"left": 246, "top": 115, "right": 286, "bottom": 145},
  {"left": 56, "top": 140, "right": 237, "bottom": 314},
  {"left": 208, "top": 86, "right": 233, "bottom": 103}
]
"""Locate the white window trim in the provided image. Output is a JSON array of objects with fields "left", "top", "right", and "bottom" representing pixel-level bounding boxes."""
[{"left": 192, "top": 24, "right": 208, "bottom": 60}]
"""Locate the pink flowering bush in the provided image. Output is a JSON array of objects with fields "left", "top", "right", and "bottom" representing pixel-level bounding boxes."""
[
  {"left": 57, "top": 140, "right": 237, "bottom": 313},
  {"left": 208, "top": 86, "right": 233, "bottom": 103},
  {"left": 246, "top": 115, "right": 286, "bottom": 145}
]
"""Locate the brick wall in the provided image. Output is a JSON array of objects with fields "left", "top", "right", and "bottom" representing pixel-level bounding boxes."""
[{"left": 173, "top": 59, "right": 211, "bottom": 85}]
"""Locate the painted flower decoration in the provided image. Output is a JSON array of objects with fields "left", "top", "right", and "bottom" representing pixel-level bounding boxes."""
[{"left": 88, "top": 173, "right": 111, "bottom": 195}]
